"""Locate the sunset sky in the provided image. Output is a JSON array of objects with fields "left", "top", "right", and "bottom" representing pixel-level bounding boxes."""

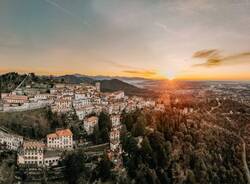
[{"left": 0, "top": 0, "right": 250, "bottom": 80}]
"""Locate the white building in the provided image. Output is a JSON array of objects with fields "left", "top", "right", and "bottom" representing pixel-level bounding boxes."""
[
  {"left": 75, "top": 105, "right": 95, "bottom": 120},
  {"left": 73, "top": 99, "right": 92, "bottom": 110},
  {"left": 111, "top": 91, "right": 125, "bottom": 100},
  {"left": 0, "top": 130, "right": 23, "bottom": 151},
  {"left": 34, "top": 94, "right": 54, "bottom": 101},
  {"left": 110, "top": 139, "right": 120, "bottom": 152},
  {"left": 51, "top": 99, "right": 72, "bottom": 113},
  {"left": 84, "top": 116, "right": 98, "bottom": 135},
  {"left": 110, "top": 127, "right": 120, "bottom": 141},
  {"left": 18, "top": 141, "right": 45, "bottom": 167},
  {"left": 111, "top": 115, "right": 121, "bottom": 127},
  {"left": 75, "top": 93, "right": 87, "bottom": 100},
  {"left": 47, "top": 129, "right": 73, "bottom": 150},
  {"left": 95, "top": 82, "right": 101, "bottom": 92}
]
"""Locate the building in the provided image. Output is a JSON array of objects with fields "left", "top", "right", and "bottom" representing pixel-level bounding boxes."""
[
  {"left": 110, "top": 127, "right": 120, "bottom": 141},
  {"left": 95, "top": 82, "right": 101, "bottom": 92},
  {"left": 3, "top": 95, "right": 28, "bottom": 104},
  {"left": 47, "top": 129, "right": 73, "bottom": 150},
  {"left": 111, "top": 115, "right": 121, "bottom": 127},
  {"left": 51, "top": 99, "right": 72, "bottom": 113},
  {"left": 17, "top": 141, "right": 45, "bottom": 167},
  {"left": 75, "top": 105, "right": 95, "bottom": 120},
  {"left": 44, "top": 150, "right": 61, "bottom": 167},
  {"left": 110, "top": 139, "right": 121, "bottom": 152},
  {"left": 17, "top": 141, "right": 62, "bottom": 167},
  {"left": 84, "top": 116, "right": 98, "bottom": 134},
  {"left": 0, "top": 130, "right": 23, "bottom": 151},
  {"left": 112, "top": 91, "right": 125, "bottom": 100},
  {"left": 34, "top": 94, "right": 54, "bottom": 101}
]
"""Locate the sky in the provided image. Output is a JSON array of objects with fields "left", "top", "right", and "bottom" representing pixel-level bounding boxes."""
[{"left": 0, "top": 0, "right": 250, "bottom": 80}]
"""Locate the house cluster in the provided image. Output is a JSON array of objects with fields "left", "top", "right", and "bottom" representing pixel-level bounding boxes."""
[
  {"left": 0, "top": 81, "right": 165, "bottom": 170},
  {"left": 0, "top": 128, "right": 73, "bottom": 168},
  {"left": 0, "top": 82, "right": 159, "bottom": 116},
  {"left": 17, "top": 128, "right": 73, "bottom": 167}
]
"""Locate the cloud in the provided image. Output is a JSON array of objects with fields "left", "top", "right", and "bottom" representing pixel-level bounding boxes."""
[
  {"left": 43, "top": 0, "right": 88, "bottom": 25},
  {"left": 154, "top": 21, "right": 185, "bottom": 38},
  {"left": 102, "top": 60, "right": 138, "bottom": 70},
  {"left": 122, "top": 70, "right": 157, "bottom": 76},
  {"left": 192, "top": 49, "right": 250, "bottom": 67},
  {"left": 193, "top": 49, "right": 220, "bottom": 58}
]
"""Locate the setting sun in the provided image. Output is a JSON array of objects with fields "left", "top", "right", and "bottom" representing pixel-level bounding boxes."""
[{"left": 165, "top": 71, "right": 176, "bottom": 80}]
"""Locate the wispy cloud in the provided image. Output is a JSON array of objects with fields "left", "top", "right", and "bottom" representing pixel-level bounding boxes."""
[
  {"left": 193, "top": 49, "right": 250, "bottom": 67},
  {"left": 193, "top": 49, "right": 220, "bottom": 58},
  {"left": 123, "top": 70, "right": 157, "bottom": 77},
  {"left": 43, "top": 0, "right": 88, "bottom": 25},
  {"left": 154, "top": 21, "right": 185, "bottom": 38}
]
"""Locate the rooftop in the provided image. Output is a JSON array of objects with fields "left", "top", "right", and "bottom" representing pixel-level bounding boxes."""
[
  {"left": 85, "top": 116, "right": 98, "bottom": 123},
  {"left": 47, "top": 129, "right": 73, "bottom": 138},
  {"left": 23, "top": 141, "right": 45, "bottom": 149}
]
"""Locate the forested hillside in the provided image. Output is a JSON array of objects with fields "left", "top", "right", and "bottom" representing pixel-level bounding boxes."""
[{"left": 120, "top": 109, "right": 248, "bottom": 184}]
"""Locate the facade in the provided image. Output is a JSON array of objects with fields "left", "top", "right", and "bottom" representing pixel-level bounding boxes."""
[
  {"left": 112, "top": 91, "right": 125, "bottom": 100},
  {"left": 111, "top": 115, "right": 121, "bottom": 127},
  {"left": 17, "top": 141, "right": 45, "bottom": 167},
  {"left": 84, "top": 116, "right": 98, "bottom": 134},
  {"left": 95, "top": 82, "right": 101, "bottom": 92},
  {"left": 0, "top": 130, "right": 23, "bottom": 151},
  {"left": 75, "top": 105, "right": 95, "bottom": 120},
  {"left": 51, "top": 99, "right": 72, "bottom": 113},
  {"left": 75, "top": 92, "right": 87, "bottom": 100},
  {"left": 47, "top": 129, "right": 73, "bottom": 150},
  {"left": 3, "top": 95, "right": 28, "bottom": 104},
  {"left": 110, "top": 127, "right": 120, "bottom": 142},
  {"left": 34, "top": 94, "right": 54, "bottom": 101}
]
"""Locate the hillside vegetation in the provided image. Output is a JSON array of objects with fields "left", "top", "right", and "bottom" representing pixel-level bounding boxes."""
[
  {"left": 0, "top": 109, "right": 50, "bottom": 139},
  {"left": 0, "top": 108, "right": 80, "bottom": 140}
]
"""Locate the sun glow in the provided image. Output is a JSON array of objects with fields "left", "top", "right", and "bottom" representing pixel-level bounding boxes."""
[{"left": 165, "top": 70, "right": 176, "bottom": 80}]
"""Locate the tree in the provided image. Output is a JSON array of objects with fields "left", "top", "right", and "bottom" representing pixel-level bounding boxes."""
[
  {"left": 98, "top": 112, "right": 112, "bottom": 130},
  {"left": 141, "top": 137, "right": 153, "bottom": 155},
  {"left": 63, "top": 151, "right": 87, "bottom": 184},
  {"left": 95, "top": 153, "right": 113, "bottom": 182},
  {"left": 132, "top": 116, "right": 146, "bottom": 137},
  {"left": 186, "top": 169, "right": 196, "bottom": 184},
  {"left": 122, "top": 113, "right": 134, "bottom": 131},
  {"left": 92, "top": 125, "right": 100, "bottom": 144},
  {"left": 98, "top": 112, "right": 112, "bottom": 143}
]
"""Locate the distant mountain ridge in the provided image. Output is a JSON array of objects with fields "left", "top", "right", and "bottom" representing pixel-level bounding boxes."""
[
  {"left": 0, "top": 72, "right": 154, "bottom": 97},
  {"left": 55, "top": 75, "right": 94, "bottom": 84}
]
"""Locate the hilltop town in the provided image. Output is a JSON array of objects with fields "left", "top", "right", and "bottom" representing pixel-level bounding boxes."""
[
  {"left": 0, "top": 73, "right": 159, "bottom": 183},
  {"left": 1, "top": 73, "right": 250, "bottom": 184}
]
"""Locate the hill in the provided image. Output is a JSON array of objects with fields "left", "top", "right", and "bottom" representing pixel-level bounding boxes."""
[
  {"left": 55, "top": 75, "right": 94, "bottom": 84},
  {"left": 100, "top": 79, "right": 156, "bottom": 97},
  {"left": 0, "top": 72, "right": 57, "bottom": 93},
  {"left": 0, "top": 72, "right": 158, "bottom": 97}
]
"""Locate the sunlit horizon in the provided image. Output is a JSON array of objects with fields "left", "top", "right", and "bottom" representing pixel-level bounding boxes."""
[{"left": 0, "top": 0, "right": 250, "bottom": 80}]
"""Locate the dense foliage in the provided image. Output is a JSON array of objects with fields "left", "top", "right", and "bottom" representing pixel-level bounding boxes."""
[
  {"left": 63, "top": 151, "right": 87, "bottom": 184},
  {"left": 0, "top": 108, "right": 81, "bottom": 140},
  {"left": 121, "top": 109, "right": 247, "bottom": 184},
  {"left": 92, "top": 112, "right": 112, "bottom": 144},
  {"left": 0, "top": 72, "right": 56, "bottom": 93}
]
